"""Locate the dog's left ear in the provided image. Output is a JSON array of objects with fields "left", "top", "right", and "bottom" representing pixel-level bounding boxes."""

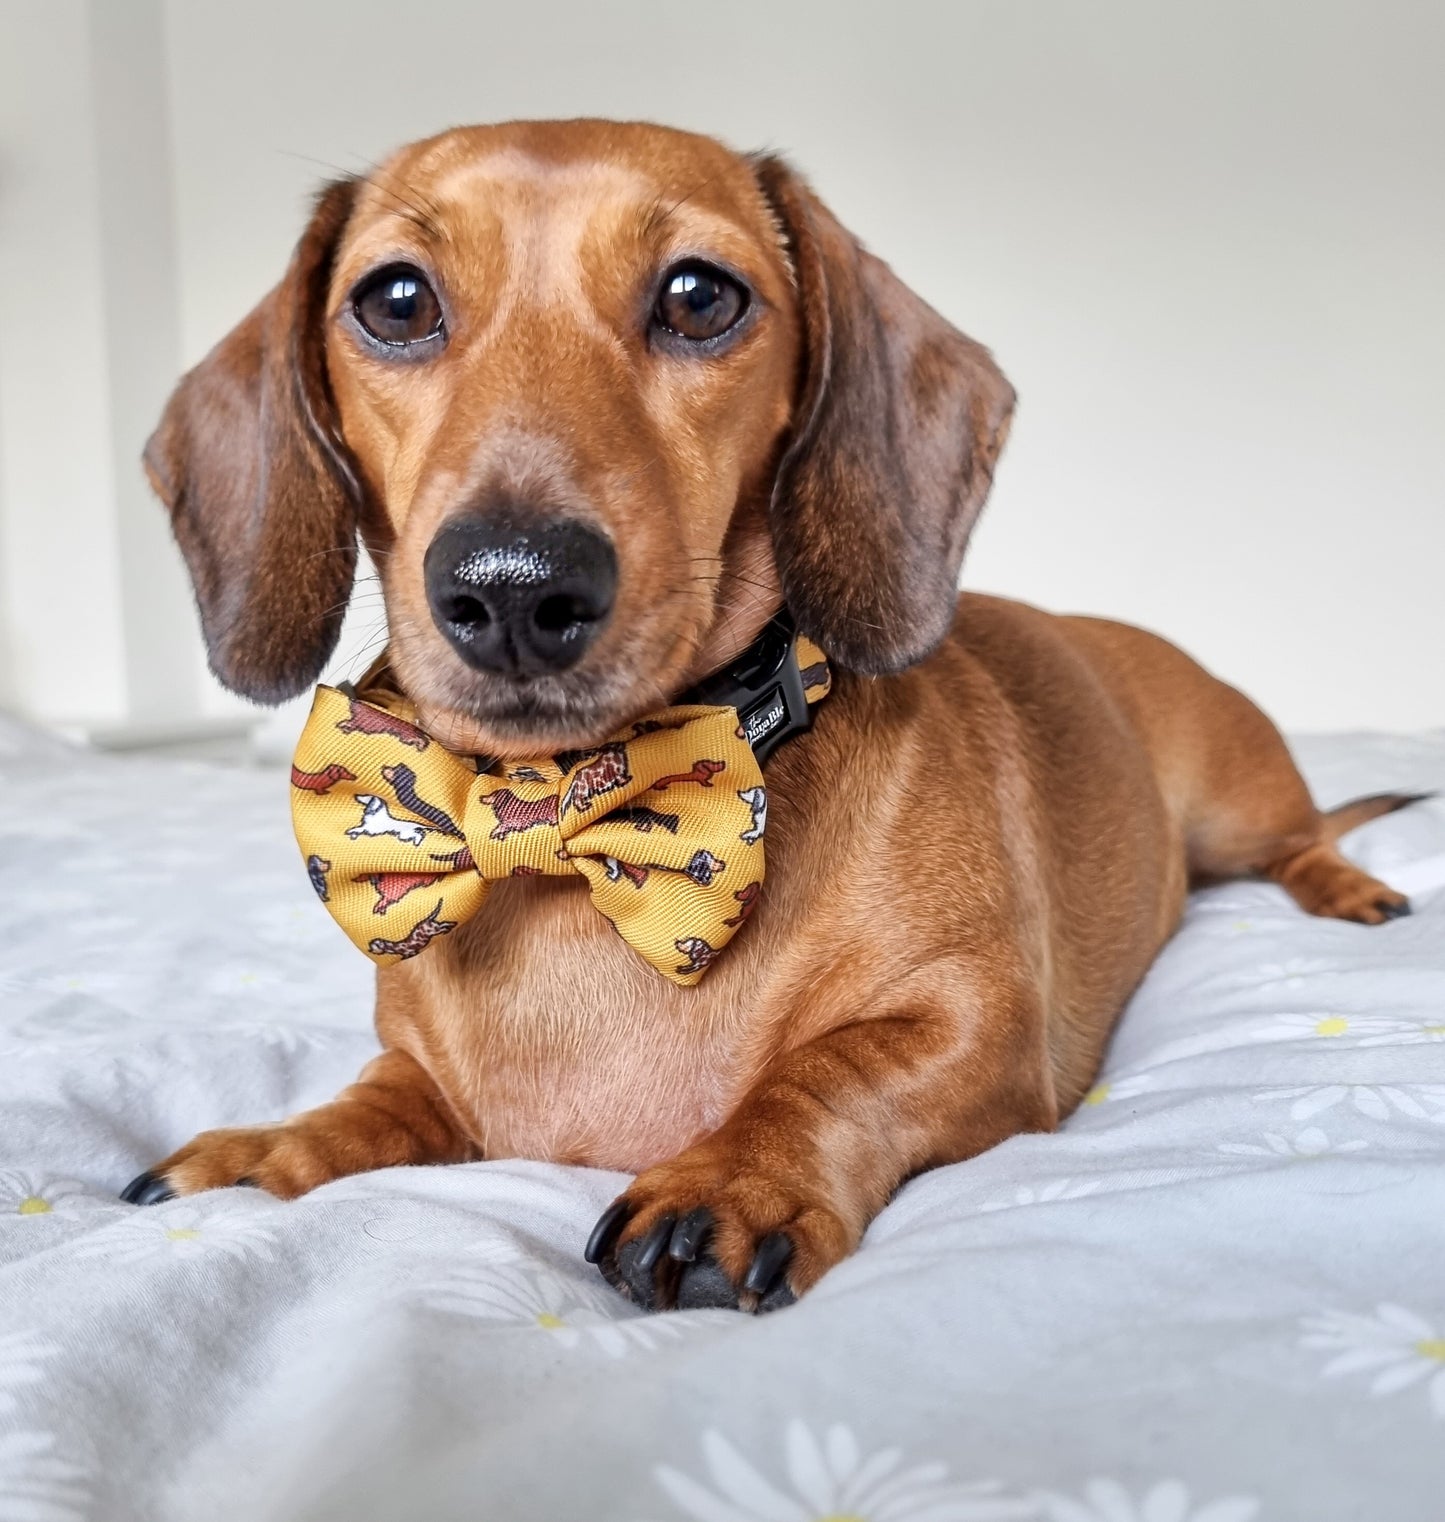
[
  {"left": 753, "top": 156, "right": 1015, "bottom": 674},
  {"left": 143, "top": 177, "right": 362, "bottom": 704}
]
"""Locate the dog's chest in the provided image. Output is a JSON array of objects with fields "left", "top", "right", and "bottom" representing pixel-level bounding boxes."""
[{"left": 378, "top": 873, "right": 778, "bottom": 1171}]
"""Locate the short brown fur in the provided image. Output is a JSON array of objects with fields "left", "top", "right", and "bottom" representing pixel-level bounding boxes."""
[{"left": 140, "top": 120, "right": 1413, "bottom": 1309}]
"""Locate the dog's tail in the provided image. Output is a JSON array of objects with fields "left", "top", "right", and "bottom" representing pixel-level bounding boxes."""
[{"left": 1322, "top": 791, "right": 1434, "bottom": 842}]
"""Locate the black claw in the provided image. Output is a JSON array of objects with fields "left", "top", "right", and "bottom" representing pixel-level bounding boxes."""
[
  {"left": 635, "top": 1213, "right": 676, "bottom": 1274},
  {"left": 584, "top": 1198, "right": 632, "bottom": 1265},
  {"left": 742, "top": 1231, "right": 792, "bottom": 1296},
  {"left": 120, "top": 1171, "right": 175, "bottom": 1207},
  {"left": 1377, "top": 898, "right": 1412, "bottom": 920},
  {"left": 596, "top": 1253, "right": 628, "bottom": 1297},
  {"left": 669, "top": 1207, "right": 713, "bottom": 1263}
]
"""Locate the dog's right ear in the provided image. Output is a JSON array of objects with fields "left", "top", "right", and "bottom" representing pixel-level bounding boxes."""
[
  {"left": 144, "top": 178, "right": 362, "bottom": 704},
  {"left": 752, "top": 156, "right": 1015, "bottom": 675}
]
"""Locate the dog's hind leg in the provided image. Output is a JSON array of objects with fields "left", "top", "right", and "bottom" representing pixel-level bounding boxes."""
[
  {"left": 1060, "top": 614, "right": 1423, "bottom": 927},
  {"left": 1181, "top": 678, "right": 1421, "bottom": 925},
  {"left": 1259, "top": 801, "right": 1423, "bottom": 924}
]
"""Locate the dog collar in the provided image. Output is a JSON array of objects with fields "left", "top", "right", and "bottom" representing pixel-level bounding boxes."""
[
  {"left": 681, "top": 610, "right": 830, "bottom": 763},
  {"left": 336, "top": 609, "right": 832, "bottom": 769}
]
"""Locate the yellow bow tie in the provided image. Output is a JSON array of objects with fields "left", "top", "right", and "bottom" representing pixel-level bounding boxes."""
[{"left": 290, "top": 635, "right": 829, "bottom": 985}]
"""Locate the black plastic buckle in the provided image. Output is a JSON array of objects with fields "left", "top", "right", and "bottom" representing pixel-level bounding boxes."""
[{"left": 682, "top": 610, "right": 812, "bottom": 764}]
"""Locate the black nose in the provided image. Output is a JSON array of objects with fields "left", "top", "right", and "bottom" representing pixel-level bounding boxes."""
[{"left": 424, "top": 513, "right": 618, "bottom": 676}]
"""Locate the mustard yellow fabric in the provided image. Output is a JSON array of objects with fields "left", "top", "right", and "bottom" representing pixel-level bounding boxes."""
[{"left": 290, "top": 636, "right": 829, "bottom": 986}]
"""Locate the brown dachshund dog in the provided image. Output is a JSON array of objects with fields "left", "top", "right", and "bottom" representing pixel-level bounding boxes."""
[{"left": 135, "top": 119, "right": 1415, "bottom": 1312}]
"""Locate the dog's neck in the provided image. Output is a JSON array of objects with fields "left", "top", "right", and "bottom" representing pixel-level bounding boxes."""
[{"left": 678, "top": 523, "right": 785, "bottom": 689}]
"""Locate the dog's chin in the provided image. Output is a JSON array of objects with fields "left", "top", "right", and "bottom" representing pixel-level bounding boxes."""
[{"left": 407, "top": 674, "right": 667, "bottom": 760}]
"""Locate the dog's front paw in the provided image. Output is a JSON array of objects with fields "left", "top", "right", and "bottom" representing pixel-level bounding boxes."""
[
  {"left": 584, "top": 1139, "right": 855, "bottom": 1314},
  {"left": 121, "top": 1124, "right": 321, "bottom": 1204}
]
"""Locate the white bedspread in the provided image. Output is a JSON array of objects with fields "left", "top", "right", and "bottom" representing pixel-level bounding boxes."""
[{"left": 1, "top": 716, "right": 1442, "bottom": 1522}]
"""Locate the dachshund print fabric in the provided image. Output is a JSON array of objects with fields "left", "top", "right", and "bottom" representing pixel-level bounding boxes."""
[{"left": 290, "top": 635, "right": 828, "bottom": 986}]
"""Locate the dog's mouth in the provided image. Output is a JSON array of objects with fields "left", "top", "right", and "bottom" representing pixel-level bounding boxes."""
[
  {"left": 417, "top": 683, "right": 631, "bottom": 758},
  {"left": 391, "top": 625, "right": 704, "bottom": 761}
]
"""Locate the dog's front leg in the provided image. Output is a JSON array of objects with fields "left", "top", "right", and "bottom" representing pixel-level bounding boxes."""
[
  {"left": 586, "top": 980, "right": 1056, "bottom": 1312},
  {"left": 121, "top": 1049, "right": 477, "bottom": 1204}
]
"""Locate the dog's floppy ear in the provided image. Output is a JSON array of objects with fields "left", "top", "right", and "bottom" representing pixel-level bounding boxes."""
[
  {"left": 144, "top": 178, "right": 362, "bottom": 703},
  {"left": 753, "top": 156, "right": 1015, "bottom": 674}
]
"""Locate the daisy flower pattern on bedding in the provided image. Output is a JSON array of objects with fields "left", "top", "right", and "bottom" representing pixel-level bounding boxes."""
[
  {"left": 73, "top": 1205, "right": 277, "bottom": 1265},
  {"left": 0, "top": 1431, "right": 90, "bottom": 1522},
  {"left": 1216, "top": 1128, "right": 1365, "bottom": 1160},
  {"left": 647, "top": 1420, "right": 1033, "bottom": 1521},
  {"left": 0, "top": 1330, "right": 55, "bottom": 1416},
  {"left": 1254, "top": 1084, "right": 1445, "bottom": 1123},
  {"left": 1247, "top": 1011, "right": 1404, "bottom": 1045},
  {"left": 1355, "top": 1019, "right": 1445, "bottom": 1048},
  {"left": 1035, "top": 1479, "right": 1258, "bottom": 1522},
  {"left": 421, "top": 1262, "right": 689, "bottom": 1358},
  {"left": 1302, "top": 1303, "right": 1445, "bottom": 1419},
  {"left": 1251, "top": 956, "right": 1333, "bottom": 990},
  {"left": 0, "top": 1333, "right": 91, "bottom": 1521},
  {"left": 0, "top": 1173, "right": 90, "bottom": 1221},
  {"left": 979, "top": 1178, "right": 1101, "bottom": 1213},
  {"left": 1076, "top": 1071, "right": 1154, "bottom": 1110}
]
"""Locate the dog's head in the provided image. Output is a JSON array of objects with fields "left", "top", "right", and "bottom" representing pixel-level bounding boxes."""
[{"left": 146, "top": 121, "right": 1013, "bottom": 755}]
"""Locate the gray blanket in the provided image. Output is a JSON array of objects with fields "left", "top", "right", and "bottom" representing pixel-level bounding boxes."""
[{"left": 1, "top": 718, "right": 1442, "bottom": 1521}]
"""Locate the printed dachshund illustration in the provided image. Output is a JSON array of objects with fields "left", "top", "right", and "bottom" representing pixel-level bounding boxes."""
[
  {"left": 724, "top": 881, "right": 761, "bottom": 926},
  {"left": 651, "top": 759, "right": 725, "bottom": 791},
  {"left": 603, "top": 856, "right": 650, "bottom": 888},
  {"left": 610, "top": 805, "right": 680, "bottom": 835},
  {"left": 367, "top": 901, "right": 457, "bottom": 959},
  {"left": 553, "top": 743, "right": 603, "bottom": 775},
  {"left": 561, "top": 744, "right": 631, "bottom": 816},
  {"left": 366, "top": 871, "right": 445, "bottom": 914},
  {"left": 429, "top": 844, "right": 477, "bottom": 872},
  {"left": 673, "top": 937, "right": 720, "bottom": 977},
  {"left": 306, "top": 855, "right": 332, "bottom": 901},
  {"left": 486, "top": 789, "right": 560, "bottom": 840},
  {"left": 682, "top": 850, "right": 727, "bottom": 886},
  {"left": 335, "top": 699, "right": 430, "bottom": 750},
  {"left": 737, "top": 787, "right": 767, "bottom": 844},
  {"left": 507, "top": 766, "right": 549, "bottom": 783},
  {"left": 346, "top": 795, "right": 431, "bottom": 847},
  {"left": 380, "top": 763, "right": 463, "bottom": 837},
  {"left": 291, "top": 762, "right": 357, "bottom": 795},
  {"left": 603, "top": 850, "right": 724, "bottom": 890}
]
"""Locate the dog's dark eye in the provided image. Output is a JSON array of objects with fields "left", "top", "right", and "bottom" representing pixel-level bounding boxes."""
[
  {"left": 352, "top": 265, "right": 444, "bottom": 348},
  {"left": 654, "top": 263, "right": 748, "bottom": 344}
]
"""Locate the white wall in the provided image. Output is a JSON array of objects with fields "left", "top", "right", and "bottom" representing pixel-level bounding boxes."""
[
  {"left": 1, "top": 0, "right": 131, "bottom": 727},
  {"left": 2, "top": 0, "right": 1441, "bottom": 734},
  {"left": 0, "top": 0, "right": 199, "bottom": 735}
]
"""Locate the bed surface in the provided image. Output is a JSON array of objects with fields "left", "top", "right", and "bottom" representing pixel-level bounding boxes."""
[{"left": 1, "top": 717, "right": 1442, "bottom": 1522}]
